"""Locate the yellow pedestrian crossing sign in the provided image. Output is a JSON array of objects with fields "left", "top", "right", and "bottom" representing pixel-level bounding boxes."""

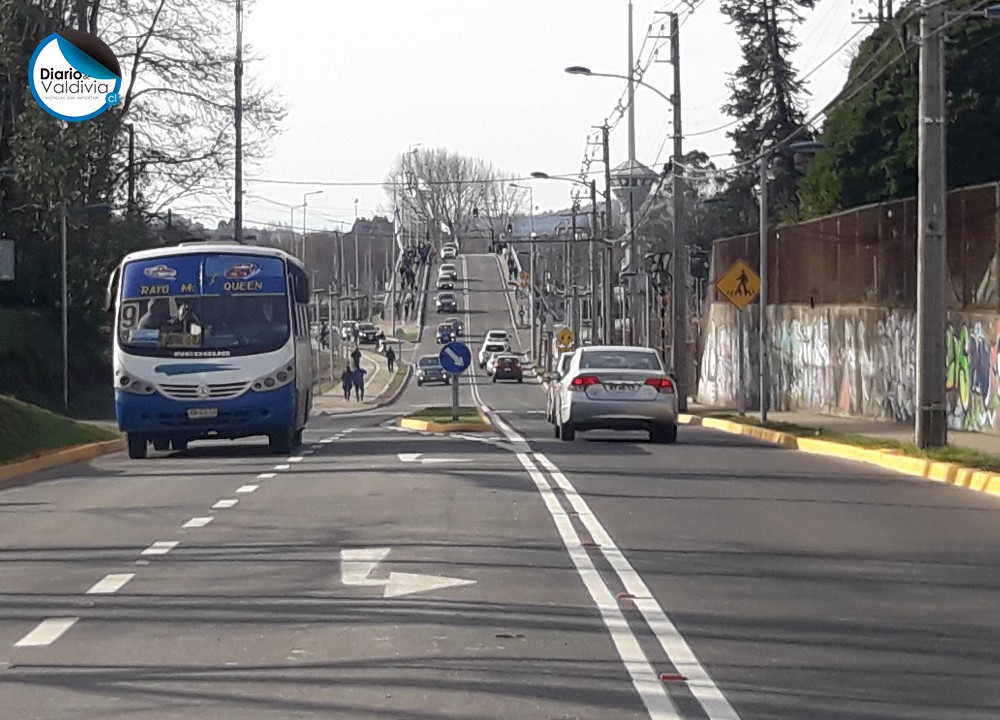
[
  {"left": 556, "top": 327, "right": 574, "bottom": 348},
  {"left": 715, "top": 259, "right": 760, "bottom": 311},
  {"left": 520, "top": 270, "right": 530, "bottom": 287}
]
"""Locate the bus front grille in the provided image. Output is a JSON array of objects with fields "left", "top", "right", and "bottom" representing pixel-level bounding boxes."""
[{"left": 158, "top": 382, "right": 250, "bottom": 400}]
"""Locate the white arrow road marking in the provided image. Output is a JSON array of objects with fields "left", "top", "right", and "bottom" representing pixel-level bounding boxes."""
[
  {"left": 383, "top": 571, "right": 476, "bottom": 599},
  {"left": 340, "top": 547, "right": 475, "bottom": 598},
  {"left": 340, "top": 547, "right": 392, "bottom": 587},
  {"left": 444, "top": 347, "right": 466, "bottom": 367},
  {"left": 397, "top": 453, "right": 470, "bottom": 465}
]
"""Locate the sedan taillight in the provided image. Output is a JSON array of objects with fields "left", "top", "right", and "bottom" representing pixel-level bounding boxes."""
[
  {"left": 568, "top": 375, "right": 601, "bottom": 390},
  {"left": 644, "top": 377, "right": 675, "bottom": 393}
]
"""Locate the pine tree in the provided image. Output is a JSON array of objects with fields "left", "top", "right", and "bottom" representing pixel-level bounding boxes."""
[{"left": 719, "top": 0, "right": 817, "bottom": 231}]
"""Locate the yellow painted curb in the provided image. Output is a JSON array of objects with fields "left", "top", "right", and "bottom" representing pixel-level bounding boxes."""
[
  {"left": 685, "top": 413, "right": 1000, "bottom": 499},
  {"left": 0, "top": 438, "right": 124, "bottom": 484},
  {"left": 398, "top": 413, "right": 494, "bottom": 434}
]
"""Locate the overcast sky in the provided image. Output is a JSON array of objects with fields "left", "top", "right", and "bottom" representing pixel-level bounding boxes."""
[{"left": 206, "top": 0, "right": 874, "bottom": 233}]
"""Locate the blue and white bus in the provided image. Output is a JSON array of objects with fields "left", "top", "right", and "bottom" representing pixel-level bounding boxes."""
[{"left": 105, "top": 243, "right": 313, "bottom": 458}]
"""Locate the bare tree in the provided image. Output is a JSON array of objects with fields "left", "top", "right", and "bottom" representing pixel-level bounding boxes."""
[
  {"left": 101, "top": 0, "right": 285, "bottom": 214},
  {"left": 383, "top": 147, "right": 522, "bottom": 244}
]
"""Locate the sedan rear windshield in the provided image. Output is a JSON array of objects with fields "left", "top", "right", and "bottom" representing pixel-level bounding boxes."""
[
  {"left": 579, "top": 350, "right": 663, "bottom": 371},
  {"left": 419, "top": 357, "right": 442, "bottom": 367}
]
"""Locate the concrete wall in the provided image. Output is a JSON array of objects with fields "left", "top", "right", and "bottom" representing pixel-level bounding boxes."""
[{"left": 699, "top": 302, "right": 1000, "bottom": 434}]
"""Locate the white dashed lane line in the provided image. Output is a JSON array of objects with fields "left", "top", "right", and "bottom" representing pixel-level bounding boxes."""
[
  {"left": 213, "top": 499, "right": 239, "bottom": 509},
  {"left": 141, "top": 541, "right": 179, "bottom": 556},
  {"left": 181, "top": 517, "right": 213, "bottom": 529},
  {"left": 235, "top": 485, "right": 258, "bottom": 494},
  {"left": 15, "top": 618, "right": 79, "bottom": 648},
  {"left": 257, "top": 473, "right": 276, "bottom": 479},
  {"left": 274, "top": 464, "right": 290, "bottom": 471},
  {"left": 86, "top": 573, "right": 135, "bottom": 595},
  {"left": 287, "top": 456, "right": 304, "bottom": 463}
]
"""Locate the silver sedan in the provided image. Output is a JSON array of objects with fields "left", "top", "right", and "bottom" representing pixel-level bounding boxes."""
[{"left": 554, "top": 345, "right": 678, "bottom": 443}]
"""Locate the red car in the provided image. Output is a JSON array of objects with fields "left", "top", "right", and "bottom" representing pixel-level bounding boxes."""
[{"left": 491, "top": 355, "right": 523, "bottom": 383}]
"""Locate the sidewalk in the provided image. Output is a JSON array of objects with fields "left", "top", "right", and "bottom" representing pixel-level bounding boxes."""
[
  {"left": 312, "top": 348, "right": 404, "bottom": 415},
  {"left": 690, "top": 404, "right": 1000, "bottom": 457}
]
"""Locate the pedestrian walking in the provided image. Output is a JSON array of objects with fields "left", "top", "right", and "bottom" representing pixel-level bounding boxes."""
[
  {"left": 352, "top": 365, "right": 368, "bottom": 401},
  {"left": 351, "top": 345, "right": 362, "bottom": 370},
  {"left": 340, "top": 367, "right": 353, "bottom": 401},
  {"left": 385, "top": 346, "right": 396, "bottom": 373}
]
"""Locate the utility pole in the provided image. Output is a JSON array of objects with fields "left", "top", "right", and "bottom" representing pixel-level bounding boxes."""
[
  {"left": 233, "top": 0, "right": 243, "bottom": 243},
  {"left": 759, "top": 155, "right": 769, "bottom": 423},
  {"left": 600, "top": 124, "right": 614, "bottom": 345},
  {"left": 668, "top": 11, "right": 688, "bottom": 410},
  {"left": 590, "top": 179, "right": 598, "bottom": 342},
  {"left": 915, "top": 0, "right": 948, "bottom": 447}
]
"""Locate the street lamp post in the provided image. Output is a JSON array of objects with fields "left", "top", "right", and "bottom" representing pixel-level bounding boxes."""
[
  {"left": 301, "top": 190, "right": 323, "bottom": 264},
  {"left": 530, "top": 172, "right": 600, "bottom": 344},
  {"left": 510, "top": 183, "right": 536, "bottom": 361}
]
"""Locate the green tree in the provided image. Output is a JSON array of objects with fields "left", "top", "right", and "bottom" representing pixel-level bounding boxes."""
[
  {"left": 799, "top": 0, "right": 1000, "bottom": 217},
  {"left": 718, "top": 0, "right": 817, "bottom": 232}
]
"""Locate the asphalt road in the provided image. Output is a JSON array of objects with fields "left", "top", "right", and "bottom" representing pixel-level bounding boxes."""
[{"left": 3, "top": 252, "right": 1000, "bottom": 719}]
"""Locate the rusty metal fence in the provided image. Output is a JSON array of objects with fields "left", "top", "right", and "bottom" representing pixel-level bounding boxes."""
[{"left": 710, "top": 181, "right": 1000, "bottom": 310}]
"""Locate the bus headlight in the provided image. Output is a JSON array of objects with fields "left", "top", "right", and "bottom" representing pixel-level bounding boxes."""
[
  {"left": 118, "top": 373, "right": 155, "bottom": 395},
  {"left": 251, "top": 364, "right": 295, "bottom": 392}
]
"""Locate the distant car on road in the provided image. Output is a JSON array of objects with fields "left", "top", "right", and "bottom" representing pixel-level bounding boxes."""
[
  {"left": 356, "top": 322, "right": 379, "bottom": 344},
  {"left": 484, "top": 329, "right": 511, "bottom": 345},
  {"left": 546, "top": 350, "right": 576, "bottom": 423},
  {"left": 436, "top": 275, "right": 454, "bottom": 291},
  {"left": 478, "top": 341, "right": 509, "bottom": 368},
  {"left": 340, "top": 320, "right": 358, "bottom": 341},
  {"left": 415, "top": 355, "right": 450, "bottom": 386},
  {"left": 440, "top": 245, "right": 457, "bottom": 260},
  {"left": 435, "top": 322, "right": 457, "bottom": 344},
  {"left": 435, "top": 292, "right": 457, "bottom": 313},
  {"left": 446, "top": 317, "right": 464, "bottom": 336},
  {"left": 553, "top": 345, "right": 678, "bottom": 443},
  {"left": 439, "top": 263, "right": 458, "bottom": 280},
  {"left": 490, "top": 354, "right": 523, "bottom": 383}
]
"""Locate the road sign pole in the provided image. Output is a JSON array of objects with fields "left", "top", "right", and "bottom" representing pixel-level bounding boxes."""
[
  {"left": 737, "top": 308, "right": 746, "bottom": 417},
  {"left": 452, "top": 372, "right": 459, "bottom": 421}
]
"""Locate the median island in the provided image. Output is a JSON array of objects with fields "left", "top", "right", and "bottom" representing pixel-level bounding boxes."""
[{"left": 398, "top": 406, "right": 493, "bottom": 433}]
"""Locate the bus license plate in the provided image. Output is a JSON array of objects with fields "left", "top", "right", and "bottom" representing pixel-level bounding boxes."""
[{"left": 187, "top": 408, "right": 218, "bottom": 420}]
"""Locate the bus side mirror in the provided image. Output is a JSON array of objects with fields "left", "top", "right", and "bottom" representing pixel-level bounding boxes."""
[{"left": 103, "top": 266, "right": 119, "bottom": 313}]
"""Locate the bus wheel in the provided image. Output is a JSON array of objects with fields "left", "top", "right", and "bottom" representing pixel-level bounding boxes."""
[
  {"left": 170, "top": 439, "right": 188, "bottom": 451},
  {"left": 127, "top": 433, "right": 148, "bottom": 459},
  {"left": 269, "top": 427, "right": 294, "bottom": 455},
  {"left": 152, "top": 438, "right": 169, "bottom": 451}
]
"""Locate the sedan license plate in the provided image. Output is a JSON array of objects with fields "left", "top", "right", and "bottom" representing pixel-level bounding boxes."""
[
  {"left": 606, "top": 383, "right": 635, "bottom": 393},
  {"left": 187, "top": 407, "right": 218, "bottom": 420}
]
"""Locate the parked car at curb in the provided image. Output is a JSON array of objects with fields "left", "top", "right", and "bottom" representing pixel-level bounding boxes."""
[
  {"left": 553, "top": 345, "right": 678, "bottom": 444},
  {"left": 436, "top": 275, "right": 454, "bottom": 291},
  {"left": 446, "top": 317, "right": 464, "bottom": 336},
  {"left": 439, "top": 263, "right": 458, "bottom": 280}
]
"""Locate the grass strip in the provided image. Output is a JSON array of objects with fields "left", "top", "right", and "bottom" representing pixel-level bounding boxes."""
[
  {"left": 708, "top": 413, "right": 1000, "bottom": 473},
  {"left": 405, "top": 405, "right": 483, "bottom": 425},
  {"left": 0, "top": 395, "right": 118, "bottom": 464}
]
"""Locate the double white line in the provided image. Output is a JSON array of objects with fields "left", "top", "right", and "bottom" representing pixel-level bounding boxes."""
[{"left": 464, "top": 253, "right": 739, "bottom": 720}]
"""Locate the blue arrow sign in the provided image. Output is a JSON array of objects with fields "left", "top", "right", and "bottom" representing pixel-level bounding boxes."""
[{"left": 439, "top": 341, "right": 471, "bottom": 375}]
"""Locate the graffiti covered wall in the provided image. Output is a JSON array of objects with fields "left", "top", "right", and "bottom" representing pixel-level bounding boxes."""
[{"left": 698, "top": 302, "right": 1000, "bottom": 434}]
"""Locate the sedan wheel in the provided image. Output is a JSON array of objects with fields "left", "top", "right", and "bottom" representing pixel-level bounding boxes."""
[{"left": 560, "top": 423, "right": 576, "bottom": 441}]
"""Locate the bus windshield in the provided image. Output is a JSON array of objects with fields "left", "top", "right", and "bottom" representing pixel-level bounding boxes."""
[{"left": 117, "top": 253, "right": 290, "bottom": 358}]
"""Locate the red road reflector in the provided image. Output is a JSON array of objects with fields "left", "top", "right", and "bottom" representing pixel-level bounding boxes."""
[
  {"left": 582, "top": 542, "right": 600, "bottom": 549},
  {"left": 659, "top": 673, "right": 688, "bottom": 683},
  {"left": 617, "top": 592, "right": 635, "bottom": 601}
]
